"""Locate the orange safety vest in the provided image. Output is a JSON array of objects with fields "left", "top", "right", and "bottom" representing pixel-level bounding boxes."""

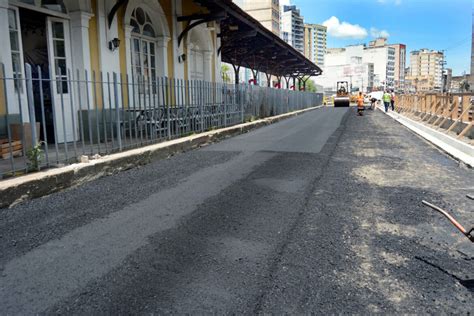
[{"left": 357, "top": 96, "right": 364, "bottom": 109}]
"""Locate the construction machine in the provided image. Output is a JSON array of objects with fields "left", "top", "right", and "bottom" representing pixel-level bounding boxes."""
[{"left": 334, "top": 81, "right": 350, "bottom": 107}]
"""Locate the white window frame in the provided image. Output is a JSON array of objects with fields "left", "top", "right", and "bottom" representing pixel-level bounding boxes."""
[
  {"left": 129, "top": 6, "right": 159, "bottom": 95},
  {"left": 131, "top": 33, "right": 158, "bottom": 95},
  {"left": 7, "top": 6, "right": 26, "bottom": 94},
  {"left": 49, "top": 18, "right": 70, "bottom": 94},
  {"left": 10, "top": 0, "right": 69, "bottom": 19}
]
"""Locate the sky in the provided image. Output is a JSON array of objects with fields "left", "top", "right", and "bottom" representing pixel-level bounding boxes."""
[{"left": 281, "top": 0, "right": 473, "bottom": 75}]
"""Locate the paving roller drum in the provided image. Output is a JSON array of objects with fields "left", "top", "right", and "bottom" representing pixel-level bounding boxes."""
[{"left": 334, "top": 96, "right": 350, "bottom": 107}]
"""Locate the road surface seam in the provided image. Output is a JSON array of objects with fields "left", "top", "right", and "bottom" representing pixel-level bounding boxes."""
[{"left": 252, "top": 110, "right": 351, "bottom": 313}]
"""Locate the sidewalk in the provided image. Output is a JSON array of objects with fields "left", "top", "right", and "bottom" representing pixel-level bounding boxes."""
[{"left": 378, "top": 107, "right": 474, "bottom": 168}]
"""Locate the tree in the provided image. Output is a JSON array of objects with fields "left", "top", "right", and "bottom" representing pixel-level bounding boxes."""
[
  {"left": 302, "top": 77, "right": 317, "bottom": 92},
  {"left": 221, "top": 64, "right": 231, "bottom": 83}
]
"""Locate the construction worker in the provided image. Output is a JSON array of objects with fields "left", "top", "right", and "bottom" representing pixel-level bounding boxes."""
[
  {"left": 369, "top": 96, "right": 377, "bottom": 110},
  {"left": 390, "top": 90, "right": 396, "bottom": 111},
  {"left": 357, "top": 92, "right": 364, "bottom": 116},
  {"left": 383, "top": 90, "right": 391, "bottom": 112}
]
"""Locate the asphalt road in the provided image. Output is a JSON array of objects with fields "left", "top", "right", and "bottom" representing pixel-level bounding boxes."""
[{"left": 0, "top": 107, "right": 472, "bottom": 314}]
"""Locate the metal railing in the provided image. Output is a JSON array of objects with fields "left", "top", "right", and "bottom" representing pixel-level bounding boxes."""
[
  {"left": 0, "top": 63, "right": 322, "bottom": 179},
  {"left": 395, "top": 93, "right": 473, "bottom": 140}
]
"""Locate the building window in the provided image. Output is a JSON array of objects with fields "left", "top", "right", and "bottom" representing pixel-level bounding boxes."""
[
  {"left": 130, "top": 7, "right": 157, "bottom": 94},
  {"left": 8, "top": 9, "right": 22, "bottom": 92},
  {"left": 18, "top": 0, "right": 67, "bottom": 13},
  {"left": 51, "top": 21, "right": 68, "bottom": 93}
]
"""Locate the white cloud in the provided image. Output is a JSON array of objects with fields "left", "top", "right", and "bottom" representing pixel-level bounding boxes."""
[
  {"left": 322, "top": 16, "right": 368, "bottom": 40},
  {"left": 370, "top": 27, "right": 390, "bottom": 38}
]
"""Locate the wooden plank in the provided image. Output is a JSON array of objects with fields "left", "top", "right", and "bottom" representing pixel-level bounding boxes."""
[
  {"left": 1, "top": 150, "right": 22, "bottom": 159},
  {"left": 435, "top": 99, "right": 456, "bottom": 128},
  {"left": 461, "top": 96, "right": 471, "bottom": 122},
  {"left": 447, "top": 103, "right": 473, "bottom": 132},
  {"left": 0, "top": 144, "right": 22, "bottom": 153},
  {"left": 432, "top": 99, "right": 449, "bottom": 125},
  {"left": 457, "top": 122, "right": 473, "bottom": 139},
  {"left": 0, "top": 140, "right": 22, "bottom": 149}
]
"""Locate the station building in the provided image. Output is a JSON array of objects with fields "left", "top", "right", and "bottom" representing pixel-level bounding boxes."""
[{"left": 0, "top": 0, "right": 320, "bottom": 144}]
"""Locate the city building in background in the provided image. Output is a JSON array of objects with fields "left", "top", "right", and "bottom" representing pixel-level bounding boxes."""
[
  {"left": 368, "top": 38, "right": 388, "bottom": 48},
  {"left": 281, "top": 5, "right": 304, "bottom": 54},
  {"left": 388, "top": 44, "right": 406, "bottom": 91},
  {"left": 443, "top": 68, "right": 452, "bottom": 93},
  {"left": 407, "top": 49, "right": 444, "bottom": 92},
  {"left": 450, "top": 73, "right": 471, "bottom": 92},
  {"left": 314, "top": 62, "right": 374, "bottom": 94},
  {"left": 320, "top": 43, "right": 395, "bottom": 91},
  {"left": 233, "top": 0, "right": 281, "bottom": 36},
  {"left": 364, "top": 44, "right": 396, "bottom": 90},
  {"left": 367, "top": 38, "right": 403, "bottom": 91},
  {"left": 304, "top": 24, "right": 327, "bottom": 67}
]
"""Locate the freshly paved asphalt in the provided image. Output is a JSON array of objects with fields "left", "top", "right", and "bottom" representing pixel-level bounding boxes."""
[{"left": 0, "top": 107, "right": 472, "bottom": 314}]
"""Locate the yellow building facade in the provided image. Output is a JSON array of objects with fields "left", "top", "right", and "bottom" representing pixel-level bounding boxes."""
[{"left": 0, "top": 0, "right": 221, "bottom": 140}]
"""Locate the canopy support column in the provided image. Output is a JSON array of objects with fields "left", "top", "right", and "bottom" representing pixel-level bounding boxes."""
[
  {"left": 284, "top": 77, "right": 291, "bottom": 90},
  {"left": 249, "top": 66, "right": 259, "bottom": 85},
  {"left": 231, "top": 63, "right": 241, "bottom": 85},
  {"left": 265, "top": 72, "right": 272, "bottom": 87}
]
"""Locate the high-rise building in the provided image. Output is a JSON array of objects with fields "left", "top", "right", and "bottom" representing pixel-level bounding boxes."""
[
  {"left": 304, "top": 24, "right": 327, "bottom": 67},
  {"left": 408, "top": 49, "right": 444, "bottom": 92},
  {"left": 233, "top": 0, "right": 280, "bottom": 36},
  {"left": 388, "top": 44, "right": 406, "bottom": 91},
  {"left": 281, "top": 5, "right": 304, "bottom": 54}
]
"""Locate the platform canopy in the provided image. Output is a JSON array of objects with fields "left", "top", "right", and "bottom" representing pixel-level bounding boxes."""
[{"left": 186, "top": 0, "right": 323, "bottom": 80}]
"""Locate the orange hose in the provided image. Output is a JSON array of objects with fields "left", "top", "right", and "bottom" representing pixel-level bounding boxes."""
[{"left": 422, "top": 200, "right": 469, "bottom": 236}]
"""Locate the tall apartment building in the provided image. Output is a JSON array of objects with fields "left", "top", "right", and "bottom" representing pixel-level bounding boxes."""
[
  {"left": 388, "top": 44, "right": 406, "bottom": 91},
  {"left": 408, "top": 49, "right": 444, "bottom": 92},
  {"left": 233, "top": 0, "right": 280, "bottom": 36},
  {"left": 281, "top": 5, "right": 304, "bottom": 54},
  {"left": 304, "top": 24, "right": 327, "bottom": 67}
]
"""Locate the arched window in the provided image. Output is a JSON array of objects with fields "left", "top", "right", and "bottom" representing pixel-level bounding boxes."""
[{"left": 130, "top": 7, "right": 157, "bottom": 93}]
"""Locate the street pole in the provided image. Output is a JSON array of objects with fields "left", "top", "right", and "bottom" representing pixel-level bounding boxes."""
[{"left": 440, "top": 50, "right": 446, "bottom": 93}]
